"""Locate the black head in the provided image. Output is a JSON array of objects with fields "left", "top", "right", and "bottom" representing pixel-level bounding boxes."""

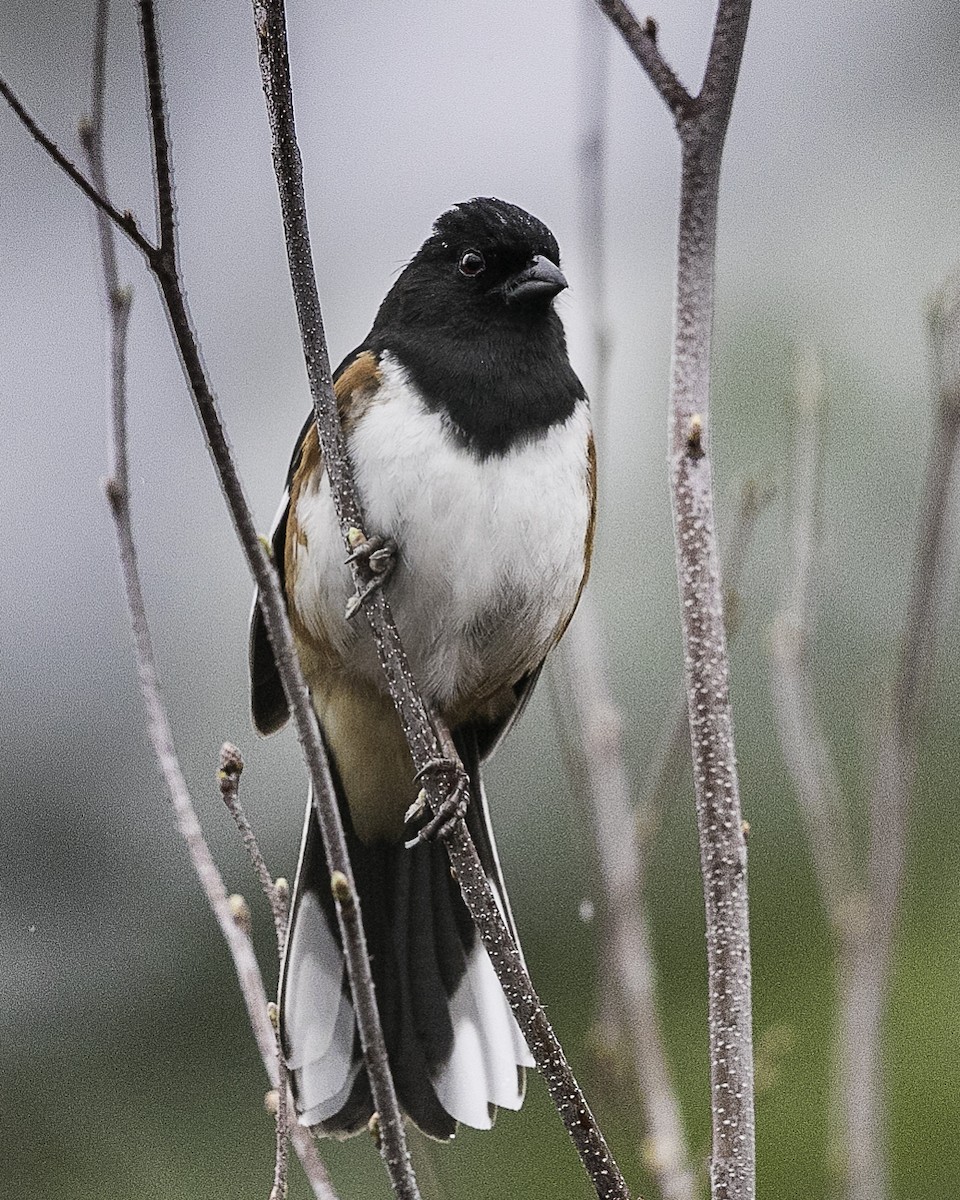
[{"left": 365, "top": 198, "right": 584, "bottom": 457}]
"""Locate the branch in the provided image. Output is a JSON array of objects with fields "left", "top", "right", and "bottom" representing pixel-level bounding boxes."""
[
  {"left": 769, "top": 347, "right": 857, "bottom": 932},
  {"left": 559, "top": 598, "right": 697, "bottom": 1200},
  {"left": 854, "top": 268, "right": 960, "bottom": 1199},
  {"left": 0, "top": 80, "right": 155, "bottom": 260},
  {"left": 593, "top": 0, "right": 690, "bottom": 119},
  {"left": 597, "top": 2, "right": 755, "bottom": 1196},
  {"left": 251, "top": 3, "right": 630, "bottom": 1196},
  {"left": 218, "top": 743, "right": 292, "bottom": 1200},
  {"left": 77, "top": 7, "right": 335, "bottom": 1196},
  {"left": 133, "top": 2, "right": 420, "bottom": 1193}
]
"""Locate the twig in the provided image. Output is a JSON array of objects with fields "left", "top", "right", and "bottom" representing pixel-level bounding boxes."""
[
  {"left": 251, "top": 2, "right": 632, "bottom": 1196},
  {"left": 218, "top": 742, "right": 292, "bottom": 1200},
  {"left": 592, "top": 0, "right": 689, "bottom": 118},
  {"left": 598, "top": 2, "right": 755, "bottom": 1196},
  {"left": 76, "top": 6, "right": 335, "bottom": 1197},
  {"left": 854, "top": 270, "right": 960, "bottom": 1200},
  {"left": 769, "top": 348, "right": 856, "bottom": 932},
  {"left": 219, "top": 742, "right": 290, "bottom": 947},
  {"left": 561, "top": 599, "right": 697, "bottom": 1200}
]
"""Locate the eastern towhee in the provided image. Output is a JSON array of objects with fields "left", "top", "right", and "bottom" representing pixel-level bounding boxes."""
[{"left": 250, "top": 197, "right": 595, "bottom": 1139}]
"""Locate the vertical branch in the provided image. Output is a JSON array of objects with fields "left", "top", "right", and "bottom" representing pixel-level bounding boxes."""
[
  {"left": 769, "top": 274, "right": 960, "bottom": 1200},
  {"left": 854, "top": 269, "right": 960, "bottom": 1200},
  {"left": 597, "top": 3, "right": 755, "bottom": 1197},
  {"left": 560, "top": 601, "right": 698, "bottom": 1200},
  {"left": 770, "top": 348, "right": 856, "bottom": 931},
  {"left": 218, "top": 744, "right": 292, "bottom": 1200},
  {"left": 768, "top": 348, "right": 867, "bottom": 1195}
]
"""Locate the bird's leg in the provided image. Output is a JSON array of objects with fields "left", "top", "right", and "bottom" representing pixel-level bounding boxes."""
[{"left": 343, "top": 528, "right": 397, "bottom": 620}]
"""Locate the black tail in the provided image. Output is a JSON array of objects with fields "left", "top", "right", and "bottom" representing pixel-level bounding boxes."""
[{"left": 278, "top": 730, "right": 530, "bottom": 1139}]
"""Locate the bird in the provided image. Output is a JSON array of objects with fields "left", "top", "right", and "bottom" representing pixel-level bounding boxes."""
[{"left": 249, "top": 197, "right": 595, "bottom": 1140}]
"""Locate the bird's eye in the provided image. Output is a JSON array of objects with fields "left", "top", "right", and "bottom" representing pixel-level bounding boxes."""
[{"left": 458, "top": 250, "right": 486, "bottom": 277}]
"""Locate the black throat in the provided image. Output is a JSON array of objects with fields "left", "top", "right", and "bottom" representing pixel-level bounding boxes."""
[{"left": 367, "top": 309, "right": 585, "bottom": 459}]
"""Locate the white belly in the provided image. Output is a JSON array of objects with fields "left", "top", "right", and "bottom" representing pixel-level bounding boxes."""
[{"left": 290, "top": 354, "right": 592, "bottom": 714}]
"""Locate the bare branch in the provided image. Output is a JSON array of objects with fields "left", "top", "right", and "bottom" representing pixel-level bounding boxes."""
[
  {"left": 217, "top": 743, "right": 292, "bottom": 1200},
  {"left": 0, "top": 74, "right": 156, "bottom": 259},
  {"left": 854, "top": 268, "right": 960, "bottom": 1200},
  {"left": 559, "top": 597, "right": 696, "bottom": 1200},
  {"left": 76, "top": 8, "right": 336, "bottom": 1196},
  {"left": 251, "top": 2, "right": 632, "bottom": 1196},
  {"left": 135, "top": 1, "right": 419, "bottom": 1192},
  {"left": 593, "top": 0, "right": 690, "bottom": 119},
  {"left": 769, "top": 347, "right": 856, "bottom": 931},
  {"left": 136, "top": 0, "right": 176, "bottom": 257},
  {"left": 219, "top": 742, "right": 290, "bottom": 947},
  {"left": 597, "top": 0, "right": 756, "bottom": 1194}
]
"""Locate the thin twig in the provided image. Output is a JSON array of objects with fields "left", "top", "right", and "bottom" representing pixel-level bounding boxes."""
[
  {"left": 598, "top": 2, "right": 755, "bottom": 1197},
  {"left": 251, "top": 2, "right": 632, "bottom": 1196},
  {"left": 853, "top": 270, "right": 960, "bottom": 1200},
  {"left": 593, "top": 0, "right": 690, "bottom": 118},
  {"left": 769, "top": 348, "right": 857, "bottom": 932},
  {"left": 218, "top": 742, "right": 290, "bottom": 947},
  {"left": 218, "top": 742, "right": 292, "bottom": 1200},
  {"left": 76, "top": 6, "right": 335, "bottom": 1196},
  {"left": 0, "top": 79, "right": 155, "bottom": 259}
]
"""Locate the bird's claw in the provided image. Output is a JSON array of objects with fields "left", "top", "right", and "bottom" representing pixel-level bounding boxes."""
[
  {"left": 404, "top": 758, "right": 470, "bottom": 845},
  {"left": 343, "top": 533, "right": 397, "bottom": 620}
]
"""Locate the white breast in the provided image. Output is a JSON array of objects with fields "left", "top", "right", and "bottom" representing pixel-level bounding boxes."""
[{"left": 290, "top": 353, "right": 592, "bottom": 713}]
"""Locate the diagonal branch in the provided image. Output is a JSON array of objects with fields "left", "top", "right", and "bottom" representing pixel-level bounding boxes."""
[
  {"left": 593, "top": 0, "right": 690, "bottom": 119},
  {"left": 0, "top": 75, "right": 156, "bottom": 260},
  {"left": 132, "top": 4, "right": 419, "bottom": 1194},
  {"left": 597, "top": 2, "right": 755, "bottom": 1197},
  {"left": 251, "top": 4, "right": 631, "bottom": 1196}
]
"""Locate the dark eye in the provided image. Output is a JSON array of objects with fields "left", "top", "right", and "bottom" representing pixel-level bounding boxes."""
[{"left": 458, "top": 250, "right": 486, "bottom": 277}]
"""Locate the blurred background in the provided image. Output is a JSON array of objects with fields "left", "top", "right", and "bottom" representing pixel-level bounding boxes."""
[{"left": 2, "top": 1, "right": 959, "bottom": 1197}]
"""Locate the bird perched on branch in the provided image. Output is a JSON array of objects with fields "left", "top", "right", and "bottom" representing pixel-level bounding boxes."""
[{"left": 250, "top": 197, "right": 595, "bottom": 1139}]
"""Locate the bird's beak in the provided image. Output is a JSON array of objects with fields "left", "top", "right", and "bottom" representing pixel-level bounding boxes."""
[{"left": 502, "top": 255, "right": 568, "bottom": 304}]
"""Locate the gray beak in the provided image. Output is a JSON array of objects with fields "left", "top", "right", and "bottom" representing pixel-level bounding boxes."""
[{"left": 503, "top": 255, "right": 568, "bottom": 304}]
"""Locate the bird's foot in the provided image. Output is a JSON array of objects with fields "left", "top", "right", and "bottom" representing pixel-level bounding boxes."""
[
  {"left": 404, "top": 758, "right": 470, "bottom": 846},
  {"left": 343, "top": 530, "right": 397, "bottom": 620}
]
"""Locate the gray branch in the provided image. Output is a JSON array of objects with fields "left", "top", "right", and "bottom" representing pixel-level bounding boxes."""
[
  {"left": 598, "top": 2, "right": 755, "bottom": 1196},
  {"left": 250, "top": 3, "right": 630, "bottom": 1195},
  {"left": 75, "top": 9, "right": 337, "bottom": 1196}
]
